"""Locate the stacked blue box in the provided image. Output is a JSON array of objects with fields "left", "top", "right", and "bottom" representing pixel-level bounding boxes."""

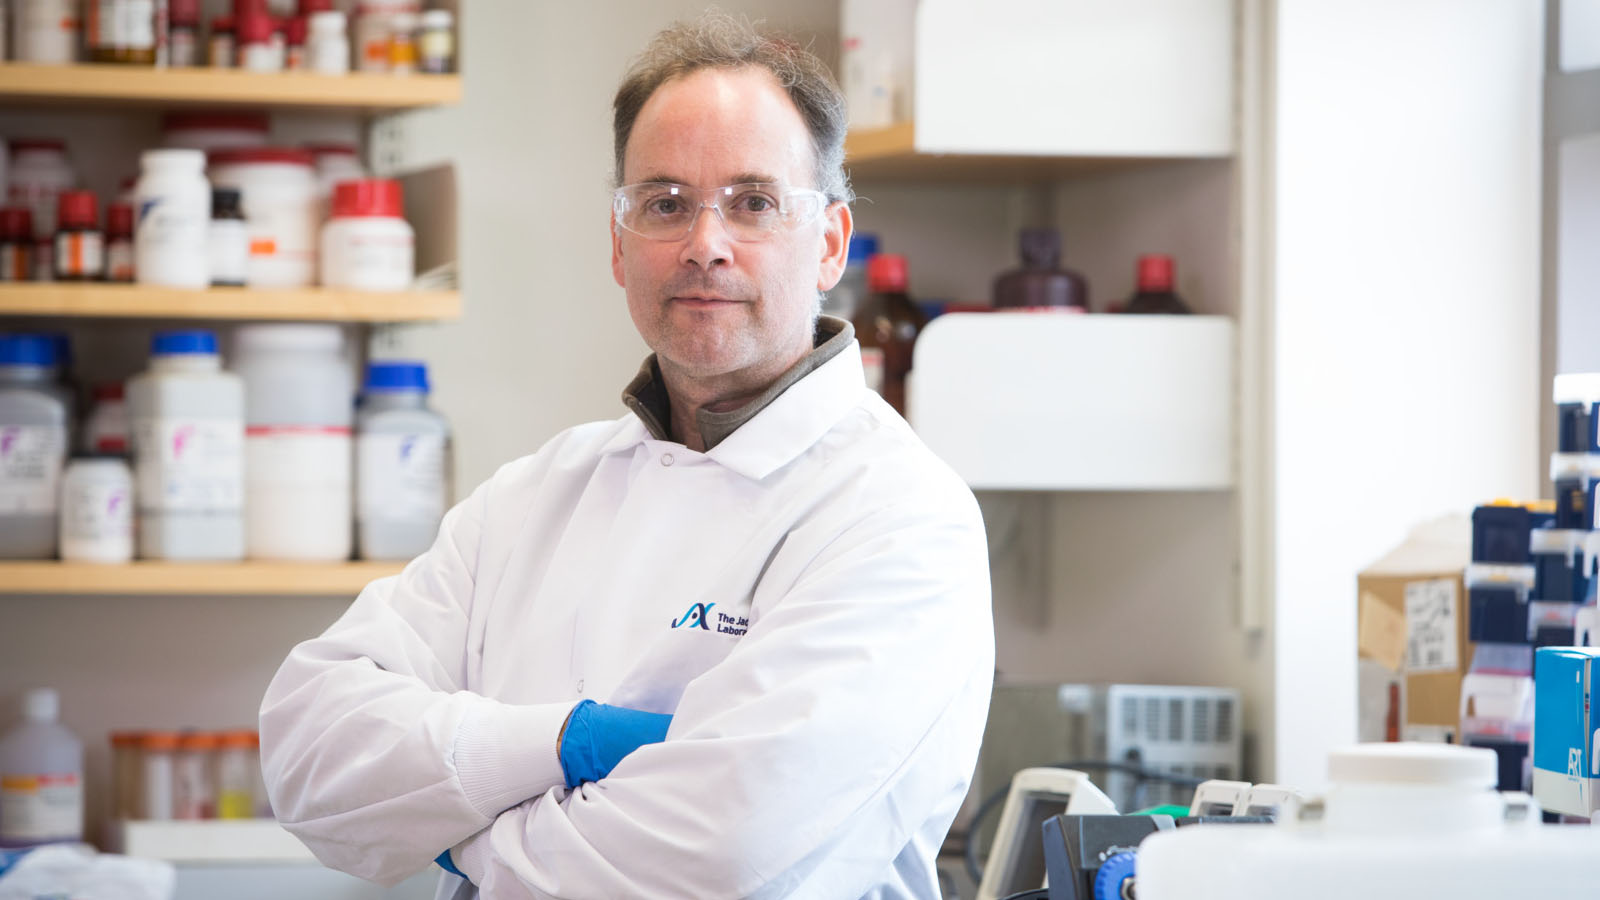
[{"left": 1463, "top": 504, "right": 1543, "bottom": 790}]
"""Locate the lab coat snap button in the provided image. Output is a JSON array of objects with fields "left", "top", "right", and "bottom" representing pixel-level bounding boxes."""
[
  {"left": 661, "top": 453, "right": 674, "bottom": 467},
  {"left": 576, "top": 679, "right": 585, "bottom": 693}
]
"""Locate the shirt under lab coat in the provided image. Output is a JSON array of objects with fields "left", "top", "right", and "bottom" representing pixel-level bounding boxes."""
[{"left": 259, "top": 339, "right": 995, "bottom": 899}]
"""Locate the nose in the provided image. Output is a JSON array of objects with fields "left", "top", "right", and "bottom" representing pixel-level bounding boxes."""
[{"left": 678, "top": 201, "right": 732, "bottom": 270}]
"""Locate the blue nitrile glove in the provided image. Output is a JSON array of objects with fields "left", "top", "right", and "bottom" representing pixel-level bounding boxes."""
[
  {"left": 559, "top": 699, "right": 673, "bottom": 788},
  {"left": 435, "top": 850, "right": 466, "bottom": 880}
]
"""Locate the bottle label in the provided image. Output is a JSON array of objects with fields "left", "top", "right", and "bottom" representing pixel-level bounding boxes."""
[
  {"left": 860, "top": 347, "right": 886, "bottom": 396},
  {"left": 0, "top": 425, "right": 67, "bottom": 515},
  {"left": 136, "top": 193, "right": 209, "bottom": 273},
  {"left": 54, "top": 231, "right": 104, "bottom": 279},
  {"left": 134, "top": 418, "right": 244, "bottom": 513},
  {"left": 62, "top": 477, "right": 133, "bottom": 543},
  {"left": 358, "top": 432, "right": 448, "bottom": 522},
  {"left": 245, "top": 426, "right": 352, "bottom": 491},
  {"left": 0, "top": 773, "right": 83, "bottom": 842},
  {"left": 0, "top": 244, "right": 29, "bottom": 281},
  {"left": 107, "top": 239, "right": 135, "bottom": 281}
]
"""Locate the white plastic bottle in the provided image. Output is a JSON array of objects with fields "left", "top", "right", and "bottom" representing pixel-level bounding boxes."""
[
  {"left": 58, "top": 456, "right": 134, "bottom": 564},
  {"left": 320, "top": 178, "right": 414, "bottom": 291},
  {"left": 135, "top": 149, "right": 212, "bottom": 289},
  {"left": 357, "top": 362, "right": 450, "bottom": 560},
  {"left": 0, "top": 334, "right": 68, "bottom": 560},
  {"left": 307, "top": 10, "right": 349, "bottom": 74},
  {"left": 236, "top": 324, "right": 353, "bottom": 561},
  {"left": 127, "top": 331, "right": 245, "bottom": 561},
  {"left": 0, "top": 689, "right": 84, "bottom": 848}
]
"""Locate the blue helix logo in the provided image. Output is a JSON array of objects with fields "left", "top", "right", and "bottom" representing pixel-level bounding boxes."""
[{"left": 671, "top": 602, "right": 715, "bottom": 630}]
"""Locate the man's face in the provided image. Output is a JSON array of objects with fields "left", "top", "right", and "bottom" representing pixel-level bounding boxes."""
[{"left": 612, "top": 66, "right": 850, "bottom": 386}]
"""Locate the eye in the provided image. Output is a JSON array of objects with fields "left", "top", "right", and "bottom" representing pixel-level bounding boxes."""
[
  {"left": 643, "top": 195, "right": 689, "bottom": 217},
  {"left": 730, "top": 191, "right": 778, "bottom": 214}
]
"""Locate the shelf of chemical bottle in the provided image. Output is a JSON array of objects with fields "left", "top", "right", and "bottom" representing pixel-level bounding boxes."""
[
  {"left": 0, "top": 284, "right": 461, "bottom": 322},
  {"left": 843, "top": 122, "right": 1229, "bottom": 183},
  {"left": 0, "top": 561, "right": 404, "bottom": 596},
  {"left": 109, "top": 819, "right": 317, "bottom": 864},
  {"left": 0, "top": 62, "right": 461, "bottom": 112}
]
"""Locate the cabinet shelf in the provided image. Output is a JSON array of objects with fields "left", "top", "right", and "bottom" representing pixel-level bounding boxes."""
[
  {"left": 0, "top": 284, "right": 460, "bottom": 322},
  {"left": 0, "top": 561, "right": 403, "bottom": 596},
  {"left": 0, "top": 63, "right": 460, "bottom": 111},
  {"left": 846, "top": 122, "right": 1178, "bottom": 183},
  {"left": 109, "top": 819, "right": 316, "bottom": 863}
]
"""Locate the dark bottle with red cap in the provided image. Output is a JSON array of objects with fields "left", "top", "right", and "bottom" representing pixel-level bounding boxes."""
[
  {"left": 1122, "top": 254, "right": 1192, "bottom": 315},
  {"left": 0, "top": 208, "right": 33, "bottom": 282},
  {"left": 850, "top": 253, "right": 927, "bottom": 418},
  {"left": 54, "top": 191, "right": 105, "bottom": 282},
  {"left": 992, "top": 227, "right": 1089, "bottom": 312},
  {"left": 105, "top": 204, "right": 135, "bottom": 283}
]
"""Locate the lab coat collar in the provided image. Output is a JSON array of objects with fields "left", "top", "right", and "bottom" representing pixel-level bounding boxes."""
[{"left": 602, "top": 318, "right": 865, "bottom": 479}]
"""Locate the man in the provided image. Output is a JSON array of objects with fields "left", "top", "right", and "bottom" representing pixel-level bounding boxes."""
[{"left": 260, "top": 13, "right": 993, "bottom": 899}]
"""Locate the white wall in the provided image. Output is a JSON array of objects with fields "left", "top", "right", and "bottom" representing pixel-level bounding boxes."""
[{"left": 1271, "top": 0, "right": 1543, "bottom": 786}]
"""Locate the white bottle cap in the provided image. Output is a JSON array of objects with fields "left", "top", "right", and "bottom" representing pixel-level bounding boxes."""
[
  {"left": 1328, "top": 742, "right": 1496, "bottom": 788},
  {"left": 23, "top": 688, "right": 59, "bottom": 721}
]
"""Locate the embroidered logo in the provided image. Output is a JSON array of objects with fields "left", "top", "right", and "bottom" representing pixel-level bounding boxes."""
[{"left": 672, "top": 602, "right": 715, "bottom": 630}]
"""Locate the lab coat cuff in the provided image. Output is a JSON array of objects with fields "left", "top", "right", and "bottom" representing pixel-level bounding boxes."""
[{"left": 453, "top": 699, "right": 574, "bottom": 818}]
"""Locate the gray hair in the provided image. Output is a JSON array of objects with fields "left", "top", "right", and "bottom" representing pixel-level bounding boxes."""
[{"left": 612, "top": 11, "right": 854, "bottom": 204}]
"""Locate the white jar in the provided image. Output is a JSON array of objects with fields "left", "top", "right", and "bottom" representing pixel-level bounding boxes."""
[
  {"left": 6, "top": 139, "right": 76, "bottom": 241},
  {"left": 58, "top": 456, "right": 134, "bottom": 564},
  {"left": 320, "top": 179, "right": 414, "bottom": 291},
  {"left": 161, "top": 112, "right": 269, "bottom": 154},
  {"left": 16, "top": 0, "right": 79, "bottom": 64},
  {"left": 127, "top": 330, "right": 245, "bottom": 561},
  {"left": 135, "top": 149, "right": 211, "bottom": 289},
  {"left": 307, "top": 11, "right": 349, "bottom": 75},
  {"left": 356, "top": 362, "right": 450, "bottom": 560},
  {"left": 208, "top": 148, "right": 319, "bottom": 289},
  {"left": 235, "top": 324, "right": 353, "bottom": 561}
]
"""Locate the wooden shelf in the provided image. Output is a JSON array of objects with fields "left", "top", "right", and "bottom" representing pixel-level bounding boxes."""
[
  {"left": 110, "top": 819, "right": 316, "bottom": 863},
  {"left": 845, "top": 122, "right": 1214, "bottom": 183},
  {"left": 0, "top": 561, "right": 404, "bottom": 596},
  {"left": 0, "top": 62, "right": 460, "bottom": 111},
  {"left": 0, "top": 283, "right": 461, "bottom": 322}
]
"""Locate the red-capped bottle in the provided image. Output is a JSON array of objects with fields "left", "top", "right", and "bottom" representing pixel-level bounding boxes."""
[
  {"left": 1122, "top": 254, "right": 1192, "bottom": 315},
  {"left": 54, "top": 191, "right": 104, "bottom": 282},
  {"left": 850, "top": 253, "right": 928, "bottom": 417},
  {"left": 105, "top": 204, "right": 135, "bottom": 283},
  {"left": 0, "top": 208, "right": 33, "bottom": 282}
]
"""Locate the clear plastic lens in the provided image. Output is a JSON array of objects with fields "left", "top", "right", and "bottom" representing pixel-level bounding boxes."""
[{"left": 615, "top": 183, "right": 827, "bottom": 241}]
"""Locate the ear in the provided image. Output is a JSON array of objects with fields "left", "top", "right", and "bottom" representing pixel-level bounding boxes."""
[
  {"left": 610, "top": 212, "right": 626, "bottom": 288},
  {"left": 815, "top": 202, "right": 852, "bottom": 293}
]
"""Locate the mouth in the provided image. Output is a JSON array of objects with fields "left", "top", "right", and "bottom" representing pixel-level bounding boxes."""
[{"left": 670, "top": 296, "right": 741, "bottom": 309}]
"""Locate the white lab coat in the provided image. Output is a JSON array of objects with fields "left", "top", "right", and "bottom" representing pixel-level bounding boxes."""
[{"left": 260, "top": 344, "right": 994, "bottom": 899}]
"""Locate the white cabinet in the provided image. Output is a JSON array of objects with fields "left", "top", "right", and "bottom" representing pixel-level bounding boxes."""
[
  {"left": 910, "top": 313, "right": 1234, "bottom": 491},
  {"left": 912, "top": 0, "right": 1235, "bottom": 158}
]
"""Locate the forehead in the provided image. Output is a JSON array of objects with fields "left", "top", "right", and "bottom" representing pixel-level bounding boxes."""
[{"left": 624, "top": 66, "right": 815, "bottom": 188}]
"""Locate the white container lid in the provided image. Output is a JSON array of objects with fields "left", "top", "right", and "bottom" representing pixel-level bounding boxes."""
[
  {"left": 1548, "top": 452, "right": 1600, "bottom": 480},
  {"left": 1328, "top": 743, "right": 1496, "bottom": 788},
  {"left": 1529, "top": 527, "right": 1586, "bottom": 556},
  {"left": 235, "top": 323, "right": 343, "bottom": 352},
  {"left": 23, "top": 687, "right": 59, "bottom": 721},
  {"left": 310, "top": 11, "right": 346, "bottom": 34},
  {"left": 140, "top": 148, "right": 206, "bottom": 172},
  {"left": 1553, "top": 372, "right": 1600, "bottom": 405}
]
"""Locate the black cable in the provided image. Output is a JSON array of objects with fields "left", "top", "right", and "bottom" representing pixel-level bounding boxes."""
[{"left": 961, "top": 760, "right": 1207, "bottom": 886}]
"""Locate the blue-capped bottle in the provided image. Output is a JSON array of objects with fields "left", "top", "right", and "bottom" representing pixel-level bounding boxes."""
[
  {"left": 356, "top": 361, "right": 452, "bottom": 561},
  {"left": 126, "top": 329, "right": 245, "bottom": 560},
  {"left": 0, "top": 334, "right": 70, "bottom": 559}
]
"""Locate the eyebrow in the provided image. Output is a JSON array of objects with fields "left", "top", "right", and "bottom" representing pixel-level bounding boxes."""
[{"left": 630, "top": 172, "right": 784, "bottom": 187}]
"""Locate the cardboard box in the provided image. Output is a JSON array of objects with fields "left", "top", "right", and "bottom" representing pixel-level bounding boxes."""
[
  {"left": 1532, "top": 647, "right": 1600, "bottom": 818},
  {"left": 1356, "top": 516, "right": 1473, "bottom": 738}
]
